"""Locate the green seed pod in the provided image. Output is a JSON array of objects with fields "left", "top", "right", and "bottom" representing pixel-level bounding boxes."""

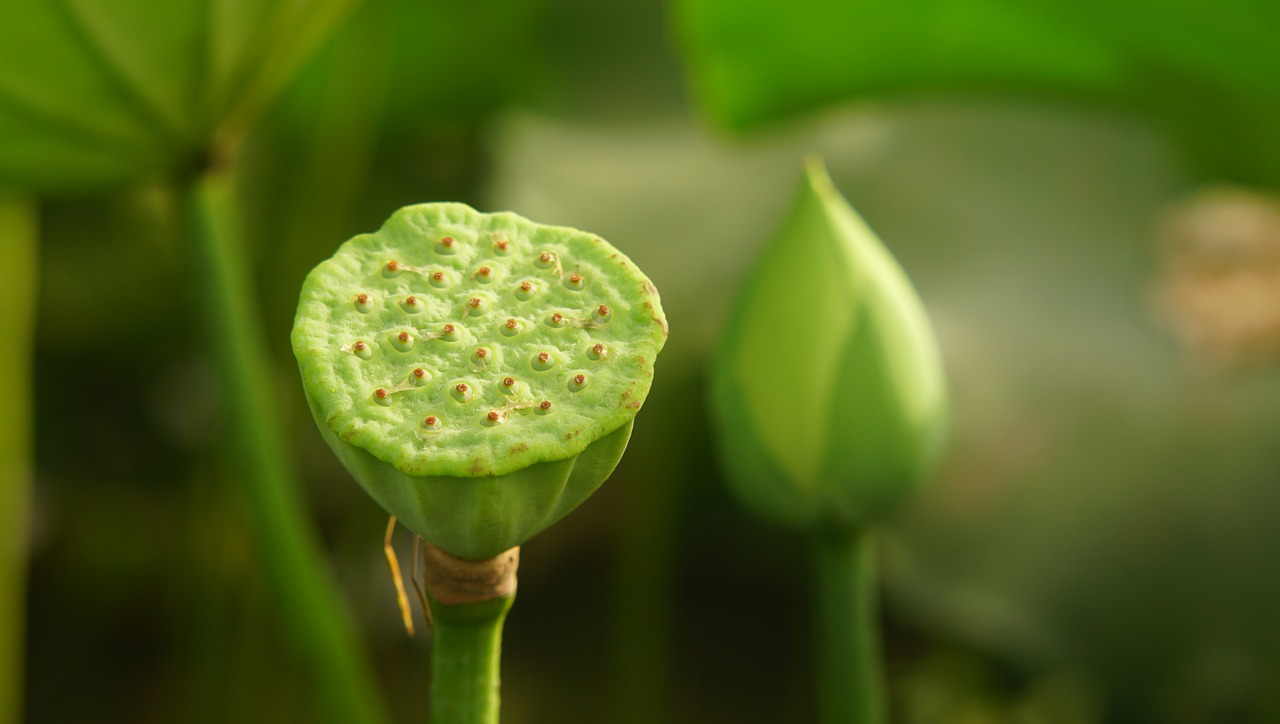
[
  {"left": 293, "top": 203, "right": 668, "bottom": 559},
  {"left": 711, "top": 158, "right": 946, "bottom": 531}
]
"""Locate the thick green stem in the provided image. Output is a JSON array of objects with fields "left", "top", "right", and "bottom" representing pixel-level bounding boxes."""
[
  {"left": 429, "top": 595, "right": 514, "bottom": 724},
  {"left": 181, "top": 169, "right": 388, "bottom": 724},
  {"left": 0, "top": 193, "right": 35, "bottom": 724},
  {"left": 812, "top": 528, "right": 884, "bottom": 724}
]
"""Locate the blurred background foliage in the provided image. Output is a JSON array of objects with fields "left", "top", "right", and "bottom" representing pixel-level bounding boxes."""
[{"left": 10, "top": 0, "right": 1280, "bottom": 722}]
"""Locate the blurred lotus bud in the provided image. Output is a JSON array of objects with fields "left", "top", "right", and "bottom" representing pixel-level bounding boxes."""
[
  {"left": 710, "top": 158, "right": 947, "bottom": 530},
  {"left": 1152, "top": 187, "right": 1280, "bottom": 369}
]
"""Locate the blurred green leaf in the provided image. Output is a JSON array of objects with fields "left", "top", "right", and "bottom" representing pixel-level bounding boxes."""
[{"left": 0, "top": 0, "right": 359, "bottom": 193}]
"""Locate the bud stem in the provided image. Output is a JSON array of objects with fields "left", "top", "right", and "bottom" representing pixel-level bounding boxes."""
[
  {"left": 423, "top": 545, "right": 519, "bottom": 724},
  {"left": 812, "top": 528, "right": 884, "bottom": 724}
]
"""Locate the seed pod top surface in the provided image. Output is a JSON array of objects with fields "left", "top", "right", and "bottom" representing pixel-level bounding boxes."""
[{"left": 293, "top": 202, "right": 668, "bottom": 479}]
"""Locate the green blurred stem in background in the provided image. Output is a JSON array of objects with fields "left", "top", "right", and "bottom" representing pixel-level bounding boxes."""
[
  {"left": 813, "top": 528, "right": 884, "bottom": 724},
  {"left": 428, "top": 594, "right": 514, "bottom": 724},
  {"left": 0, "top": 193, "right": 35, "bottom": 724},
  {"left": 181, "top": 169, "right": 389, "bottom": 724}
]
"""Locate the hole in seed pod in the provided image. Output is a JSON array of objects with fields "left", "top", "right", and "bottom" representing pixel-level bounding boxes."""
[
  {"left": 569, "top": 373, "right": 589, "bottom": 392},
  {"left": 532, "top": 351, "right": 556, "bottom": 371},
  {"left": 588, "top": 343, "right": 606, "bottom": 360},
  {"left": 547, "top": 312, "right": 567, "bottom": 328},
  {"left": 436, "top": 236, "right": 457, "bottom": 255},
  {"left": 439, "top": 324, "right": 459, "bottom": 342},
  {"left": 451, "top": 382, "right": 473, "bottom": 402},
  {"left": 411, "top": 367, "right": 430, "bottom": 386},
  {"left": 536, "top": 251, "right": 556, "bottom": 269},
  {"left": 475, "top": 266, "right": 494, "bottom": 283},
  {"left": 430, "top": 271, "right": 449, "bottom": 289},
  {"left": 422, "top": 415, "right": 441, "bottom": 430},
  {"left": 391, "top": 331, "right": 415, "bottom": 352},
  {"left": 466, "top": 297, "right": 487, "bottom": 316},
  {"left": 383, "top": 260, "right": 401, "bottom": 277},
  {"left": 374, "top": 388, "right": 392, "bottom": 406},
  {"left": 354, "top": 293, "right": 373, "bottom": 313},
  {"left": 564, "top": 272, "right": 584, "bottom": 291},
  {"left": 351, "top": 340, "right": 373, "bottom": 360},
  {"left": 494, "top": 239, "right": 512, "bottom": 255},
  {"left": 401, "top": 295, "right": 422, "bottom": 314},
  {"left": 537, "top": 400, "right": 553, "bottom": 415},
  {"left": 515, "top": 280, "right": 536, "bottom": 301},
  {"left": 473, "top": 347, "right": 492, "bottom": 367},
  {"left": 501, "top": 318, "right": 522, "bottom": 337}
]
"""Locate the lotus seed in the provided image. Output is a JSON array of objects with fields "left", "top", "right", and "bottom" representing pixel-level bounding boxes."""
[
  {"left": 564, "top": 273, "right": 584, "bottom": 291},
  {"left": 430, "top": 271, "right": 449, "bottom": 289},
  {"left": 374, "top": 388, "right": 392, "bottom": 406},
  {"left": 412, "top": 367, "right": 430, "bottom": 386},
  {"left": 466, "top": 297, "right": 487, "bottom": 316},
  {"left": 548, "top": 312, "right": 567, "bottom": 328},
  {"left": 515, "top": 281, "right": 536, "bottom": 301},
  {"left": 570, "top": 373, "right": 589, "bottom": 392},
  {"left": 502, "top": 376, "right": 516, "bottom": 388},
  {"left": 494, "top": 238, "right": 511, "bottom": 255},
  {"left": 437, "top": 236, "right": 457, "bottom": 254},
  {"left": 355, "top": 293, "right": 373, "bottom": 313},
  {"left": 351, "top": 340, "right": 372, "bottom": 359},
  {"left": 451, "top": 382, "right": 473, "bottom": 402},
  {"left": 537, "top": 400, "right": 553, "bottom": 414},
  {"left": 439, "top": 324, "right": 459, "bottom": 342},
  {"left": 597, "top": 304, "right": 610, "bottom": 319},
  {"left": 473, "top": 347, "right": 492, "bottom": 366},
  {"left": 384, "top": 260, "right": 401, "bottom": 277},
  {"left": 422, "top": 415, "right": 441, "bottom": 430},
  {"left": 536, "top": 251, "right": 556, "bottom": 269},
  {"left": 392, "top": 331, "right": 415, "bottom": 352},
  {"left": 501, "top": 318, "right": 522, "bottom": 336},
  {"left": 401, "top": 295, "right": 422, "bottom": 313},
  {"left": 589, "top": 343, "right": 606, "bottom": 360},
  {"left": 533, "top": 351, "right": 555, "bottom": 371}
]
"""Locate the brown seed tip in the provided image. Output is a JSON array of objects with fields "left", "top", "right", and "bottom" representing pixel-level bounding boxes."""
[
  {"left": 505, "top": 318, "right": 518, "bottom": 329},
  {"left": 424, "top": 415, "right": 437, "bottom": 426},
  {"left": 440, "top": 236, "right": 454, "bottom": 247},
  {"left": 520, "top": 281, "right": 533, "bottom": 292},
  {"left": 551, "top": 313, "right": 564, "bottom": 323},
  {"left": 475, "top": 348, "right": 488, "bottom": 359},
  {"left": 443, "top": 324, "right": 455, "bottom": 333},
  {"left": 537, "top": 352, "right": 550, "bottom": 363},
  {"left": 455, "top": 383, "right": 469, "bottom": 393},
  {"left": 503, "top": 377, "right": 515, "bottom": 387},
  {"left": 539, "top": 252, "right": 554, "bottom": 263},
  {"left": 398, "top": 331, "right": 411, "bottom": 342},
  {"left": 413, "top": 368, "right": 426, "bottom": 378},
  {"left": 375, "top": 388, "right": 388, "bottom": 399},
  {"left": 593, "top": 343, "right": 605, "bottom": 355},
  {"left": 432, "top": 271, "right": 445, "bottom": 281},
  {"left": 487, "top": 410, "right": 501, "bottom": 422},
  {"left": 568, "top": 273, "right": 582, "bottom": 283},
  {"left": 356, "top": 293, "right": 369, "bottom": 304},
  {"left": 597, "top": 304, "right": 610, "bottom": 317},
  {"left": 478, "top": 266, "right": 492, "bottom": 276},
  {"left": 405, "top": 295, "right": 417, "bottom": 305},
  {"left": 385, "top": 260, "right": 399, "bottom": 272},
  {"left": 496, "top": 240, "right": 510, "bottom": 250},
  {"left": 353, "top": 340, "right": 367, "bottom": 351},
  {"left": 540, "top": 400, "right": 552, "bottom": 411},
  {"left": 468, "top": 297, "right": 481, "bottom": 308},
  {"left": 574, "top": 374, "right": 586, "bottom": 385}
]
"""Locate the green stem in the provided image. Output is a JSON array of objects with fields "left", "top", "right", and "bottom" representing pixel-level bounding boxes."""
[
  {"left": 812, "top": 528, "right": 884, "bottom": 724},
  {"left": 181, "top": 168, "right": 389, "bottom": 724},
  {"left": 429, "top": 595, "right": 514, "bottom": 724},
  {"left": 0, "top": 193, "right": 36, "bottom": 724}
]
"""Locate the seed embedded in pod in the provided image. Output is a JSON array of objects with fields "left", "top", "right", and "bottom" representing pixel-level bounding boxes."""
[
  {"left": 546, "top": 312, "right": 567, "bottom": 328},
  {"left": 532, "top": 351, "right": 556, "bottom": 371},
  {"left": 430, "top": 271, "right": 449, "bottom": 289},
  {"left": 569, "top": 373, "right": 589, "bottom": 392},
  {"left": 374, "top": 387, "right": 392, "bottom": 406},
  {"left": 411, "top": 367, "right": 430, "bottom": 386},
  {"left": 351, "top": 340, "right": 373, "bottom": 360},
  {"left": 475, "top": 266, "right": 494, "bottom": 283},
  {"left": 466, "top": 297, "right": 488, "bottom": 316},
  {"left": 354, "top": 293, "right": 373, "bottom": 313},
  {"left": 494, "top": 238, "right": 512, "bottom": 255},
  {"left": 391, "top": 330, "right": 415, "bottom": 352},
  {"left": 588, "top": 342, "right": 606, "bottom": 360},
  {"left": 515, "top": 280, "right": 536, "bottom": 301},
  {"left": 501, "top": 318, "right": 522, "bottom": 337},
  {"left": 436, "top": 236, "right": 458, "bottom": 255},
  {"left": 483, "top": 409, "right": 505, "bottom": 426},
  {"left": 502, "top": 376, "right": 516, "bottom": 390},
  {"left": 535, "top": 251, "right": 556, "bottom": 269},
  {"left": 383, "top": 260, "right": 402, "bottom": 277},
  {"left": 439, "top": 323, "right": 460, "bottom": 342},
  {"left": 564, "top": 272, "right": 585, "bottom": 291},
  {"left": 422, "top": 415, "right": 442, "bottom": 430},
  {"left": 401, "top": 295, "right": 422, "bottom": 314},
  {"left": 537, "top": 399, "right": 553, "bottom": 415},
  {"left": 451, "top": 382, "right": 473, "bottom": 402},
  {"left": 473, "top": 347, "right": 492, "bottom": 366}
]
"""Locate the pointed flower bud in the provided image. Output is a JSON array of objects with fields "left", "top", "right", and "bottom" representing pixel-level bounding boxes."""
[{"left": 711, "top": 159, "right": 946, "bottom": 530}]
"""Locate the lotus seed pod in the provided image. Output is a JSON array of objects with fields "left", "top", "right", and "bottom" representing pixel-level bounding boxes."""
[
  {"left": 293, "top": 202, "right": 668, "bottom": 559},
  {"left": 711, "top": 159, "right": 946, "bottom": 531}
]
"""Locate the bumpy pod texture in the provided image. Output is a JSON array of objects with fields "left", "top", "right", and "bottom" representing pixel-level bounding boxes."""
[
  {"left": 293, "top": 203, "right": 667, "bottom": 558},
  {"left": 711, "top": 159, "right": 946, "bottom": 531}
]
